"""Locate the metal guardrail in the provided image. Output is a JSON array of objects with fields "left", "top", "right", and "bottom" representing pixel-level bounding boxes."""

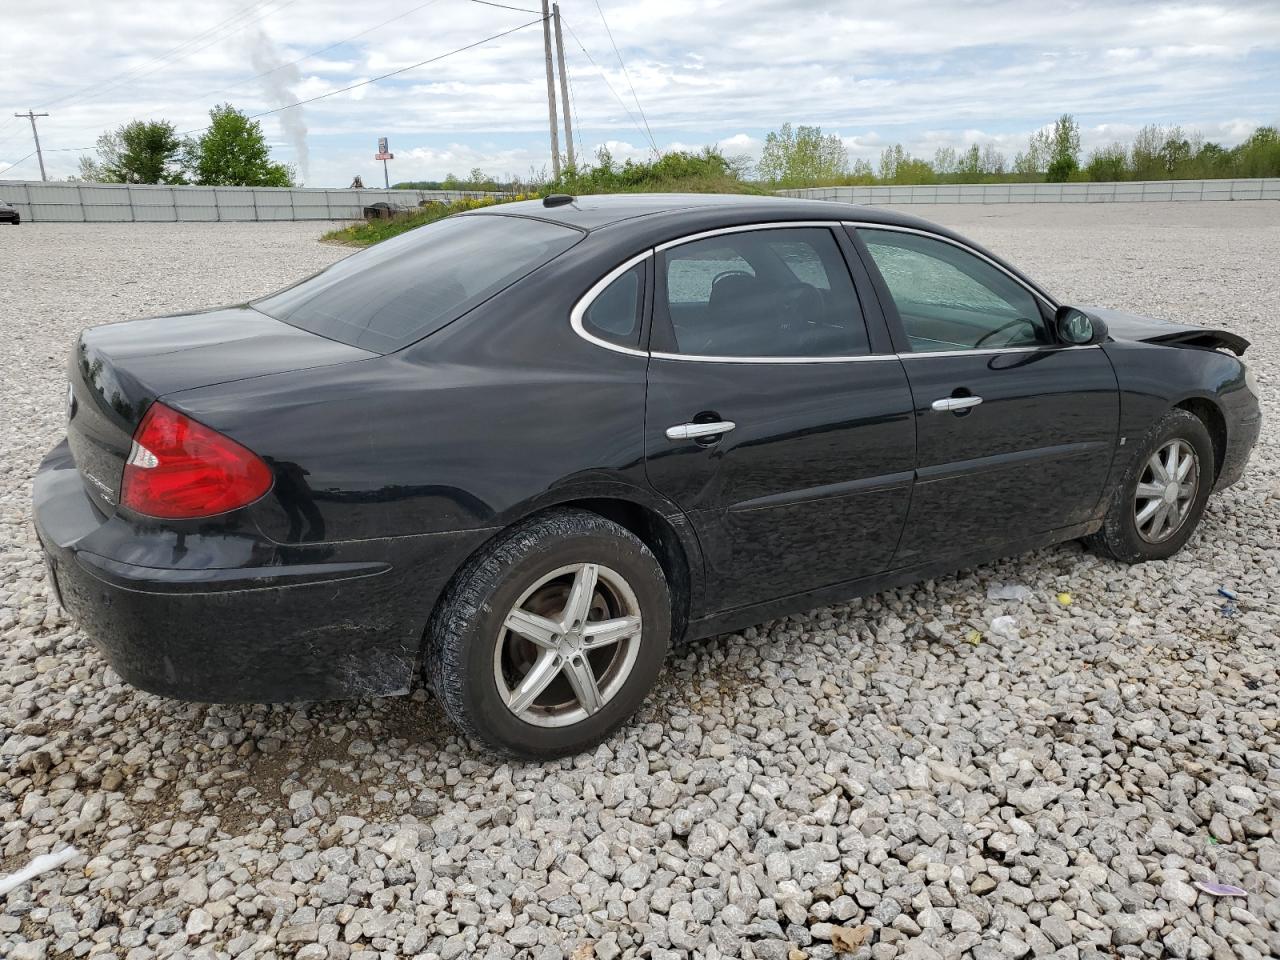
[
  {"left": 778, "top": 178, "right": 1280, "bottom": 204},
  {"left": 0, "top": 181, "right": 505, "bottom": 223},
  {"left": 2, "top": 178, "right": 1276, "bottom": 222}
]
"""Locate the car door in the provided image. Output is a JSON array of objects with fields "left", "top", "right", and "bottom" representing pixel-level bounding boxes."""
[
  {"left": 851, "top": 225, "right": 1119, "bottom": 566},
  {"left": 640, "top": 223, "right": 916, "bottom": 614}
]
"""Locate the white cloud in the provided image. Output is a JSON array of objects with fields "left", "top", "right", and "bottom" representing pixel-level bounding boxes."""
[{"left": 0, "top": 0, "right": 1276, "bottom": 184}]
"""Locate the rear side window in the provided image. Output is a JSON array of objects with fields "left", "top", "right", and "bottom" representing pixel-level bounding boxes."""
[
  {"left": 659, "top": 227, "right": 869, "bottom": 358},
  {"left": 255, "top": 215, "right": 581, "bottom": 353},
  {"left": 581, "top": 262, "right": 643, "bottom": 347}
]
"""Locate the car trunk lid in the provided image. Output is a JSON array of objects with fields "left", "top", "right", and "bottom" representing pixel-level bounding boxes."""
[{"left": 67, "top": 306, "right": 374, "bottom": 516}]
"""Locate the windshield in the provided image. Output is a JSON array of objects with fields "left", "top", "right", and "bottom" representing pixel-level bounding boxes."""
[{"left": 254, "top": 214, "right": 582, "bottom": 353}]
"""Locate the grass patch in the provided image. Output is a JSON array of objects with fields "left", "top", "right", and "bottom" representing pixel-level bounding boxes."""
[
  {"left": 320, "top": 149, "right": 765, "bottom": 247},
  {"left": 321, "top": 195, "right": 524, "bottom": 247}
]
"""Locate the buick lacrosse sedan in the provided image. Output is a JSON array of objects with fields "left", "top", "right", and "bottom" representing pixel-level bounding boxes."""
[{"left": 34, "top": 194, "right": 1260, "bottom": 757}]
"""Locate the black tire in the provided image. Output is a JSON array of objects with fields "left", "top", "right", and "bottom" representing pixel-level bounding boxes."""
[
  {"left": 425, "top": 509, "right": 671, "bottom": 759},
  {"left": 1085, "top": 408, "right": 1214, "bottom": 563}
]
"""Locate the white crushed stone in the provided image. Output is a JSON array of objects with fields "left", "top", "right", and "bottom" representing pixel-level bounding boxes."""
[{"left": 1, "top": 207, "right": 1277, "bottom": 959}]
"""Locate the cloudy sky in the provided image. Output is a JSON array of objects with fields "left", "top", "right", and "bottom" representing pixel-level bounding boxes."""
[{"left": 1, "top": 0, "right": 1278, "bottom": 186}]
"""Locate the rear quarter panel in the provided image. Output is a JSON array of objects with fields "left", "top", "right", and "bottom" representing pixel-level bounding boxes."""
[{"left": 163, "top": 246, "right": 659, "bottom": 547}]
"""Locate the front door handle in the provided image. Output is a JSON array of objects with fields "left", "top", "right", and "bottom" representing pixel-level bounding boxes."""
[
  {"left": 666, "top": 420, "right": 736, "bottom": 441},
  {"left": 931, "top": 396, "right": 983, "bottom": 413}
]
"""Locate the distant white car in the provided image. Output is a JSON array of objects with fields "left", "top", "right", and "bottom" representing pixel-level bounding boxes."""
[{"left": 0, "top": 200, "right": 19, "bottom": 225}]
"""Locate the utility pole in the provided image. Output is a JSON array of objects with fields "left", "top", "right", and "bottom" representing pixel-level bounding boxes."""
[
  {"left": 552, "top": 3, "right": 575, "bottom": 170},
  {"left": 540, "top": 0, "right": 561, "bottom": 179},
  {"left": 14, "top": 110, "right": 49, "bottom": 181}
]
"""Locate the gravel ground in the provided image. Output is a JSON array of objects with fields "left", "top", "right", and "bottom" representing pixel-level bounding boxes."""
[{"left": 1, "top": 205, "right": 1277, "bottom": 960}]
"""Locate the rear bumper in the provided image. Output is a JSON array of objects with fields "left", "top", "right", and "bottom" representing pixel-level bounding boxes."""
[{"left": 34, "top": 440, "right": 485, "bottom": 703}]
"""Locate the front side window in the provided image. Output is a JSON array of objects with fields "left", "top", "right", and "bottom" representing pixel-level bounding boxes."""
[
  {"left": 860, "top": 230, "right": 1049, "bottom": 352},
  {"left": 659, "top": 227, "right": 868, "bottom": 358},
  {"left": 255, "top": 215, "right": 582, "bottom": 353}
]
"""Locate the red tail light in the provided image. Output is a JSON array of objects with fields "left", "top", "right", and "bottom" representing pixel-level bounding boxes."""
[{"left": 121, "top": 402, "right": 272, "bottom": 519}]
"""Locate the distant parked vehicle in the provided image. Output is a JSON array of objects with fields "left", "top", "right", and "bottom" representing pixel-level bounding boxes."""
[
  {"left": 0, "top": 200, "right": 19, "bottom": 225},
  {"left": 363, "top": 201, "right": 410, "bottom": 220},
  {"left": 33, "top": 193, "right": 1262, "bottom": 758}
]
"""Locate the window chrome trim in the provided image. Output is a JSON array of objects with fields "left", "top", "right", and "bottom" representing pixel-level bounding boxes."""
[
  {"left": 897, "top": 344, "right": 1101, "bottom": 359},
  {"left": 654, "top": 220, "right": 843, "bottom": 252},
  {"left": 652, "top": 220, "right": 884, "bottom": 362},
  {"left": 846, "top": 221, "right": 1060, "bottom": 311},
  {"left": 648, "top": 350, "right": 895, "bottom": 364},
  {"left": 567, "top": 220, "right": 1084, "bottom": 364},
  {"left": 568, "top": 249, "right": 653, "bottom": 358}
]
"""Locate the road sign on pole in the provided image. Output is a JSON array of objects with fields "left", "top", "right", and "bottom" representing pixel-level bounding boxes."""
[{"left": 375, "top": 138, "right": 393, "bottom": 188}]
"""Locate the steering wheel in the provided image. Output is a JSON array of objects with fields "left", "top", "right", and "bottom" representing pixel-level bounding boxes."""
[
  {"left": 973, "top": 317, "right": 1038, "bottom": 348},
  {"left": 709, "top": 269, "right": 753, "bottom": 290}
]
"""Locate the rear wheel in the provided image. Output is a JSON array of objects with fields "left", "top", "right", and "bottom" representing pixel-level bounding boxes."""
[
  {"left": 1085, "top": 408, "right": 1214, "bottom": 563},
  {"left": 425, "top": 509, "right": 671, "bottom": 758}
]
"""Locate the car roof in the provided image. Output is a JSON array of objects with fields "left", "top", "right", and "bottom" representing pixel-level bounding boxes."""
[
  {"left": 465, "top": 192, "right": 1057, "bottom": 307},
  {"left": 469, "top": 192, "right": 940, "bottom": 232}
]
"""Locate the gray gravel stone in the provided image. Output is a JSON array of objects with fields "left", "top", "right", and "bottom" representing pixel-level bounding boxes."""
[{"left": 0, "top": 206, "right": 1277, "bottom": 960}]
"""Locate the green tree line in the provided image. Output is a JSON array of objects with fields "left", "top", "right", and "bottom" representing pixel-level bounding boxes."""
[
  {"left": 75, "top": 108, "right": 1278, "bottom": 193},
  {"left": 752, "top": 117, "right": 1280, "bottom": 187},
  {"left": 77, "top": 105, "right": 295, "bottom": 187},
  {"left": 470, "top": 118, "right": 1280, "bottom": 197}
]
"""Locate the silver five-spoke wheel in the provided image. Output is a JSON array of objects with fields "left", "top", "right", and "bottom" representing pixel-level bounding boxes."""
[
  {"left": 1134, "top": 438, "right": 1199, "bottom": 544},
  {"left": 494, "top": 562, "right": 643, "bottom": 727}
]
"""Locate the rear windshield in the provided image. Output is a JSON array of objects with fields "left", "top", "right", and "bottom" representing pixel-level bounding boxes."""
[{"left": 254, "top": 214, "right": 582, "bottom": 352}]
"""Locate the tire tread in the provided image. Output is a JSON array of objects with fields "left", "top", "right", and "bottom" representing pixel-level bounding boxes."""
[
  {"left": 1085, "top": 408, "right": 1214, "bottom": 563},
  {"left": 424, "top": 508, "right": 669, "bottom": 758}
]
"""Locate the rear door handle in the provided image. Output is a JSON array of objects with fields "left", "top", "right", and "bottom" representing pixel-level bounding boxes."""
[
  {"left": 931, "top": 396, "right": 983, "bottom": 412},
  {"left": 666, "top": 420, "right": 736, "bottom": 441}
]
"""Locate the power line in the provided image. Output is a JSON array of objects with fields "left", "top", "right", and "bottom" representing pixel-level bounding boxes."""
[
  {"left": 591, "top": 0, "right": 657, "bottom": 156},
  {"left": 187, "top": 0, "right": 449, "bottom": 106},
  {"left": 0, "top": 151, "right": 37, "bottom": 179},
  {"left": 468, "top": 0, "right": 540, "bottom": 11},
  {"left": 561, "top": 18, "right": 656, "bottom": 154},
  {"left": 20, "top": 0, "right": 464, "bottom": 173},
  {"left": 41, "top": 0, "right": 302, "bottom": 113},
  {"left": 565, "top": 63, "right": 587, "bottom": 163},
  {"left": 9, "top": 16, "right": 545, "bottom": 177},
  {"left": 38, "top": 0, "right": 290, "bottom": 110},
  {"left": 180, "top": 16, "right": 547, "bottom": 134}
]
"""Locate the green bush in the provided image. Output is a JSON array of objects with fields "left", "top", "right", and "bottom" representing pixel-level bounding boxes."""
[
  {"left": 1085, "top": 145, "right": 1128, "bottom": 182},
  {"left": 544, "top": 146, "right": 766, "bottom": 196}
]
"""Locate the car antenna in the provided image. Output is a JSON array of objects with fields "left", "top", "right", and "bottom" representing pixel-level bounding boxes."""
[{"left": 542, "top": 194, "right": 575, "bottom": 208}]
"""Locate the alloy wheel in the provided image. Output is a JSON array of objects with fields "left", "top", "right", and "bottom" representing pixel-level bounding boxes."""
[
  {"left": 493, "top": 563, "right": 643, "bottom": 727},
  {"left": 1133, "top": 439, "right": 1199, "bottom": 544}
]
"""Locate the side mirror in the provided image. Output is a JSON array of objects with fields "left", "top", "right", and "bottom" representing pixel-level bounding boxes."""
[{"left": 1055, "top": 306, "right": 1108, "bottom": 346}]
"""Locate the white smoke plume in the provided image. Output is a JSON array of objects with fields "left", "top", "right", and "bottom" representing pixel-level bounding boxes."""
[{"left": 248, "top": 26, "right": 310, "bottom": 183}]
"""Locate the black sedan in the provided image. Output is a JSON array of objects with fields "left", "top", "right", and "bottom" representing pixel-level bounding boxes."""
[
  {"left": 0, "top": 199, "right": 19, "bottom": 224},
  {"left": 34, "top": 194, "right": 1260, "bottom": 758}
]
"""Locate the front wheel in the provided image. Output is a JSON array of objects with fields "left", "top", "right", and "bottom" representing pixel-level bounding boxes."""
[
  {"left": 1085, "top": 408, "right": 1214, "bottom": 563},
  {"left": 425, "top": 509, "right": 671, "bottom": 758}
]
